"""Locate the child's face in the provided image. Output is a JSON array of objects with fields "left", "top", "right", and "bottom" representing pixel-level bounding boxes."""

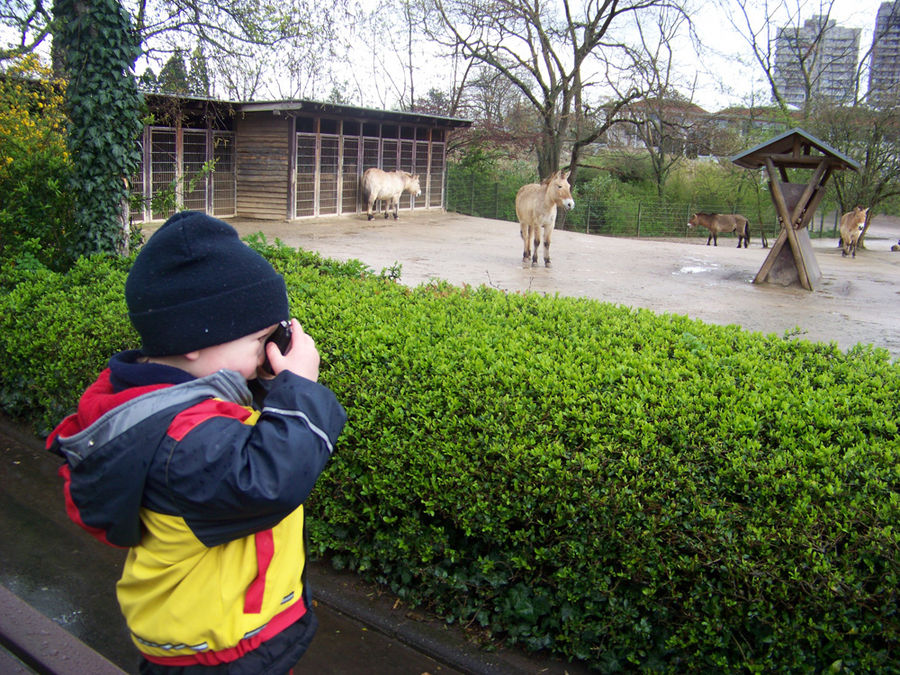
[{"left": 191, "top": 324, "right": 277, "bottom": 380}]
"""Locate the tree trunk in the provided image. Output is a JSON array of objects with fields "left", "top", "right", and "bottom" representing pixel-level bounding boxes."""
[{"left": 537, "top": 134, "right": 561, "bottom": 180}]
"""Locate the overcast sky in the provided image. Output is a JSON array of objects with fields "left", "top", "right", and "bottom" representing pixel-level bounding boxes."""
[{"left": 1, "top": 1, "right": 893, "bottom": 111}]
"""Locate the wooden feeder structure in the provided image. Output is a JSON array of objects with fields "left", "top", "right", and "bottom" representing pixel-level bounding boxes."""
[{"left": 731, "top": 128, "right": 859, "bottom": 291}]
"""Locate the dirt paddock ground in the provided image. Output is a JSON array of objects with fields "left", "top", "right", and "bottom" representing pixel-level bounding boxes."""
[{"left": 150, "top": 211, "right": 900, "bottom": 360}]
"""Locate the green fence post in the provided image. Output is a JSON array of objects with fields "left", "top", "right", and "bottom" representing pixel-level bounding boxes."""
[
  {"left": 494, "top": 182, "right": 499, "bottom": 219},
  {"left": 637, "top": 202, "right": 642, "bottom": 238},
  {"left": 585, "top": 197, "right": 591, "bottom": 234}
]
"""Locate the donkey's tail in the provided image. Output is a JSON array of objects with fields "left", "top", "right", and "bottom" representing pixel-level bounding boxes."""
[{"left": 360, "top": 177, "right": 370, "bottom": 207}]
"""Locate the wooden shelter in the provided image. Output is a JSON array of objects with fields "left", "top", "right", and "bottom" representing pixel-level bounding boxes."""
[
  {"left": 131, "top": 94, "right": 472, "bottom": 223},
  {"left": 731, "top": 128, "right": 859, "bottom": 291}
]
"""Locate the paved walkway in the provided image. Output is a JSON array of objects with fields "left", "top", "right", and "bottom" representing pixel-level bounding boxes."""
[
  {"left": 0, "top": 416, "right": 587, "bottom": 674},
  {"left": 199, "top": 210, "right": 900, "bottom": 360}
]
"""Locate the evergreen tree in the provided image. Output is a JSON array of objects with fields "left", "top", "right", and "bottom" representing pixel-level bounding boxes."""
[
  {"left": 188, "top": 46, "right": 210, "bottom": 96},
  {"left": 158, "top": 50, "right": 189, "bottom": 94},
  {"left": 138, "top": 68, "right": 159, "bottom": 93}
]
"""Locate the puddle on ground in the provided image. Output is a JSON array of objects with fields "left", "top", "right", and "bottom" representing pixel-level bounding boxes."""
[{"left": 674, "top": 257, "right": 720, "bottom": 275}]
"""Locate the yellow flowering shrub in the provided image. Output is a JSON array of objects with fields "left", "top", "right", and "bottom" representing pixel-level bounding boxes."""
[
  {"left": 0, "top": 55, "right": 68, "bottom": 167},
  {"left": 0, "top": 54, "right": 75, "bottom": 270}
]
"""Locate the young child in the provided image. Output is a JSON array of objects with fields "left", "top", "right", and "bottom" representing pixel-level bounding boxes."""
[{"left": 47, "top": 211, "right": 347, "bottom": 674}]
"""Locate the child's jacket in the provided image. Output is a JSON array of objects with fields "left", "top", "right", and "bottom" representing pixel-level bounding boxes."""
[{"left": 47, "top": 351, "right": 347, "bottom": 667}]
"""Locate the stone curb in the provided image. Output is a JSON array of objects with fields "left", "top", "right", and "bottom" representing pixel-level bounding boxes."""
[{"left": 0, "top": 584, "right": 126, "bottom": 674}]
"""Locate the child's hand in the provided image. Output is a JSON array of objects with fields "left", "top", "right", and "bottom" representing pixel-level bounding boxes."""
[{"left": 266, "top": 319, "right": 320, "bottom": 381}]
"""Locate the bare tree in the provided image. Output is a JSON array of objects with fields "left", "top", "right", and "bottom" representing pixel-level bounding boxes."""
[
  {"left": 0, "top": 0, "right": 53, "bottom": 60},
  {"left": 340, "top": 1, "right": 408, "bottom": 109},
  {"left": 342, "top": 0, "right": 475, "bottom": 113},
  {"left": 616, "top": 7, "right": 705, "bottom": 195},
  {"left": 814, "top": 101, "right": 900, "bottom": 246},
  {"left": 213, "top": 51, "right": 267, "bottom": 100},
  {"left": 718, "top": 0, "right": 866, "bottom": 121},
  {"left": 2, "top": 0, "right": 350, "bottom": 100},
  {"left": 418, "top": 0, "right": 687, "bottom": 181}
]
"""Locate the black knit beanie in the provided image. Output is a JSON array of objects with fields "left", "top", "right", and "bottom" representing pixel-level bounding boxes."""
[{"left": 126, "top": 211, "right": 289, "bottom": 356}]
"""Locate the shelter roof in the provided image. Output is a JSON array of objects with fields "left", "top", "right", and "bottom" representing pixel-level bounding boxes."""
[
  {"left": 238, "top": 99, "right": 473, "bottom": 128},
  {"left": 140, "top": 92, "right": 473, "bottom": 128},
  {"left": 730, "top": 127, "right": 859, "bottom": 171}
]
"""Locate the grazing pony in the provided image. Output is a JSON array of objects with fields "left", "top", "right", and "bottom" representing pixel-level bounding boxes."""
[
  {"left": 839, "top": 206, "right": 868, "bottom": 258},
  {"left": 515, "top": 170, "right": 575, "bottom": 268},
  {"left": 361, "top": 168, "right": 421, "bottom": 220},
  {"left": 688, "top": 212, "right": 751, "bottom": 248}
]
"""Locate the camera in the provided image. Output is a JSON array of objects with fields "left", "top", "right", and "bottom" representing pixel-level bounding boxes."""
[{"left": 262, "top": 320, "right": 292, "bottom": 374}]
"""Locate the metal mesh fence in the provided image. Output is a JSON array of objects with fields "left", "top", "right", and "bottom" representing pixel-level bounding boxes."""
[
  {"left": 342, "top": 137, "right": 360, "bottom": 214},
  {"left": 446, "top": 171, "right": 844, "bottom": 242},
  {"left": 150, "top": 129, "right": 177, "bottom": 221},
  {"left": 319, "top": 135, "right": 340, "bottom": 216},
  {"left": 296, "top": 134, "right": 317, "bottom": 218},
  {"left": 182, "top": 131, "right": 207, "bottom": 212},
  {"left": 212, "top": 133, "right": 235, "bottom": 217}
]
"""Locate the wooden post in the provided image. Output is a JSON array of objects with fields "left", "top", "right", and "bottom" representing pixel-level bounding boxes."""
[
  {"left": 585, "top": 197, "right": 591, "bottom": 234},
  {"left": 175, "top": 115, "right": 184, "bottom": 210},
  {"left": 754, "top": 157, "right": 828, "bottom": 290}
]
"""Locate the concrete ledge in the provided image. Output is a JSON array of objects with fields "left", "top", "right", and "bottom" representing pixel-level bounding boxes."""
[{"left": 0, "top": 585, "right": 125, "bottom": 675}]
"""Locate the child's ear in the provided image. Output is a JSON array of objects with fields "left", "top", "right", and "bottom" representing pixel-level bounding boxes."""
[{"left": 183, "top": 350, "right": 201, "bottom": 362}]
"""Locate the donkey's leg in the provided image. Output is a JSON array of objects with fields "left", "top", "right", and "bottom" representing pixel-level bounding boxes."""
[
  {"left": 706, "top": 232, "right": 712, "bottom": 246},
  {"left": 384, "top": 198, "right": 390, "bottom": 219},
  {"left": 543, "top": 222, "right": 554, "bottom": 267},
  {"left": 521, "top": 221, "right": 532, "bottom": 267},
  {"left": 532, "top": 232, "right": 540, "bottom": 265},
  {"left": 367, "top": 198, "right": 375, "bottom": 221}
]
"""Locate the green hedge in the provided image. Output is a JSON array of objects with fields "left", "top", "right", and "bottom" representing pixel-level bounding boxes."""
[{"left": 1, "top": 239, "right": 897, "bottom": 673}]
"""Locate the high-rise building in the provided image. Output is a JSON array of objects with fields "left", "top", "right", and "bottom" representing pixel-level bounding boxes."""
[
  {"left": 868, "top": 2, "right": 900, "bottom": 107},
  {"left": 773, "top": 15, "right": 861, "bottom": 107}
]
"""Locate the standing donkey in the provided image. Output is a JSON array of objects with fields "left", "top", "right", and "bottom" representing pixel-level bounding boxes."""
[
  {"left": 687, "top": 212, "right": 751, "bottom": 248},
  {"left": 839, "top": 206, "right": 868, "bottom": 258},
  {"left": 515, "top": 170, "right": 575, "bottom": 268},
  {"left": 361, "top": 168, "right": 421, "bottom": 221}
]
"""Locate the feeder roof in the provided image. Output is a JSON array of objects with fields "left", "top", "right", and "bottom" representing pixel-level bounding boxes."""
[{"left": 731, "top": 127, "right": 859, "bottom": 171}]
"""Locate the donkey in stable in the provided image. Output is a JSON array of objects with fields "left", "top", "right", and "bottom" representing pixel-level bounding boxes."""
[
  {"left": 361, "top": 168, "right": 421, "bottom": 220},
  {"left": 515, "top": 170, "right": 575, "bottom": 268},
  {"left": 688, "top": 212, "right": 751, "bottom": 248}
]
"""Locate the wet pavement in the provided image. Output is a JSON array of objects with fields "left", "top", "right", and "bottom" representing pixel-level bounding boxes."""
[
  {"left": 215, "top": 211, "right": 900, "bottom": 360},
  {"left": 0, "top": 416, "right": 590, "bottom": 674}
]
